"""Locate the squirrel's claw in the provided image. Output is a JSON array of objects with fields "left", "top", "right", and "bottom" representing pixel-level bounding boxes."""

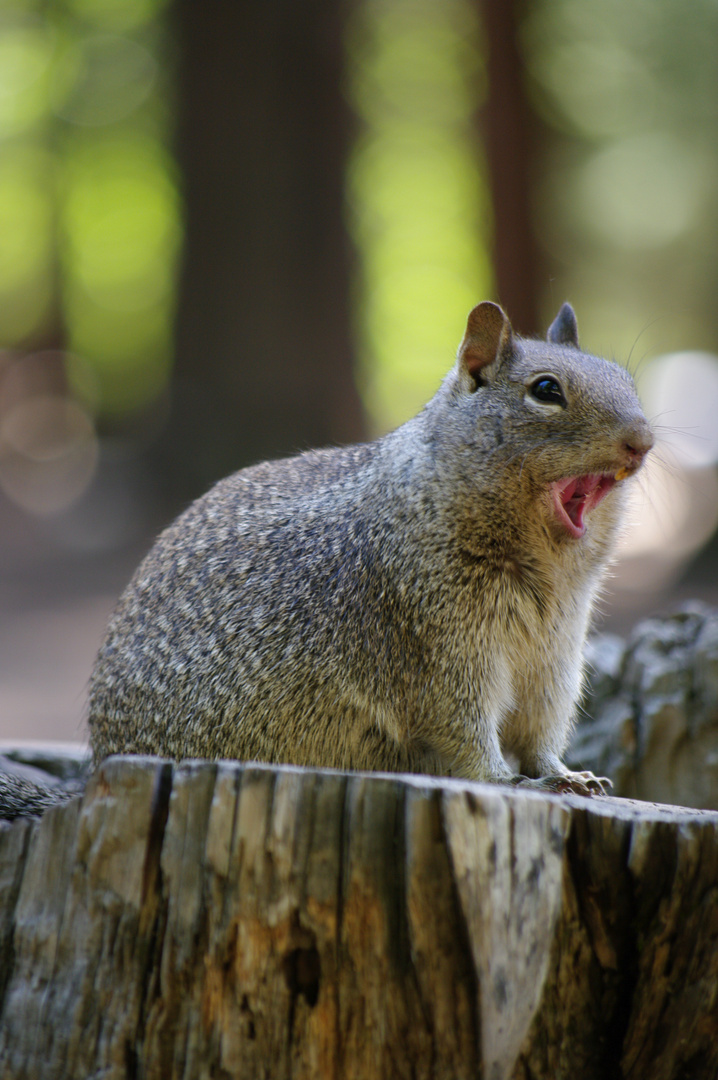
[
  {"left": 566, "top": 770, "right": 613, "bottom": 795},
  {"left": 510, "top": 771, "right": 613, "bottom": 797}
]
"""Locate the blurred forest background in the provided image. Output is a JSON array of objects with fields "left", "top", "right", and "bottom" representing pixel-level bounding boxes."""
[{"left": 1, "top": 0, "right": 718, "bottom": 741}]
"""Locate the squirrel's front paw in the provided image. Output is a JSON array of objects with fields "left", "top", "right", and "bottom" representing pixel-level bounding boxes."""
[
  {"left": 566, "top": 770, "right": 613, "bottom": 795},
  {"left": 511, "top": 771, "right": 612, "bottom": 797}
]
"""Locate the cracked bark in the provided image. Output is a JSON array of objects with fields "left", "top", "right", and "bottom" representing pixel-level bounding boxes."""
[
  {"left": 570, "top": 604, "right": 718, "bottom": 810},
  {"left": 0, "top": 758, "right": 716, "bottom": 1080}
]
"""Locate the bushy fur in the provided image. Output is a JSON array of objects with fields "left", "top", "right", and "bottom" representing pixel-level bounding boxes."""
[{"left": 88, "top": 302, "right": 653, "bottom": 792}]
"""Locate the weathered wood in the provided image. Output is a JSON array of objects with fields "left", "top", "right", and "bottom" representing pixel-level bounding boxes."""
[
  {"left": 0, "top": 757, "right": 716, "bottom": 1080},
  {"left": 570, "top": 604, "right": 718, "bottom": 809}
]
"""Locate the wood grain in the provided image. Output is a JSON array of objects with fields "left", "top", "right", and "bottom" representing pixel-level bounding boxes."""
[{"left": 0, "top": 757, "right": 716, "bottom": 1080}]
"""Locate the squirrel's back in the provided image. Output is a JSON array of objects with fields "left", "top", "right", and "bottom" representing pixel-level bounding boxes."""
[{"left": 90, "top": 434, "right": 438, "bottom": 770}]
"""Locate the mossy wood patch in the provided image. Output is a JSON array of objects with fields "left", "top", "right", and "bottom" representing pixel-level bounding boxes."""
[{"left": 0, "top": 757, "right": 716, "bottom": 1079}]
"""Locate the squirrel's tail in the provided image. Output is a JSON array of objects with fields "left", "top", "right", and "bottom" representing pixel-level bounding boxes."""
[{"left": 0, "top": 771, "right": 83, "bottom": 820}]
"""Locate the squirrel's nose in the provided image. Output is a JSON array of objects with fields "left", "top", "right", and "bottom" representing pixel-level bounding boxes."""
[{"left": 621, "top": 420, "right": 654, "bottom": 469}]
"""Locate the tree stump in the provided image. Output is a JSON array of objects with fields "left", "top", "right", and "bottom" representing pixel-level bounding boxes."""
[
  {"left": 570, "top": 604, "right": 718, "bottom": 809},
  {"left": 0, "top": 756, "right": 716, "bottom": 1080}
]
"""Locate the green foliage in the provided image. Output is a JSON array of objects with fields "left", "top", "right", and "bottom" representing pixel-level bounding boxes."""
[
  {"left": 0, "top": 0, "right": 178, "bottom": 420},
  {"left": 346, "top": 0, "right": 493, "bottom": 433},
  {"left": 2, "top": 0, "right": 717, "bottom": 432},
  {"left": 523, "top": 0, "right": 718, "bottom": 362}
]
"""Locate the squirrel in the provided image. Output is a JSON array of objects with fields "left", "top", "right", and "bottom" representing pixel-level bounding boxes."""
[{"left": 0, "top": 300, "right": 653, "bottom": 818}]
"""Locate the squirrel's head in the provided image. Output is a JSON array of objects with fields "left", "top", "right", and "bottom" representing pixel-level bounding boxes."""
[{"left": 446, "top": 300, "right": 654, "bottom": 542}]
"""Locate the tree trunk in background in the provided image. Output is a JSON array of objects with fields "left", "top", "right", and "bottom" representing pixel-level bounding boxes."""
[
  {"left": 163, "top": 0, "right": 365, "bottom": 503},
  {"left": 480, "top": 0, "right": 542, "bottom": 337}
]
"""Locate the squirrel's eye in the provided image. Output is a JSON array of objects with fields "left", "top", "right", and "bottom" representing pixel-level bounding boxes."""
[{"left": 530, "top": 377, "right": 565, "bottom": 406}]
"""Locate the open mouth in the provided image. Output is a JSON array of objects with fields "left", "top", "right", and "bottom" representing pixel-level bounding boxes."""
[{"left": 550, "top": 474, "right": 616, "bottom": 538}]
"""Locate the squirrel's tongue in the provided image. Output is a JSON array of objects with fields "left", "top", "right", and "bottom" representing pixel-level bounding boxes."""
[{"left": 550, "top": 474, "right": 616, "bottom": 538}]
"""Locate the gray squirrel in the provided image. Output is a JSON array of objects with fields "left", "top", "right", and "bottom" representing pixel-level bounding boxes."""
[{"left": 1, "top": 300, "right": 653, "bottom": 817}]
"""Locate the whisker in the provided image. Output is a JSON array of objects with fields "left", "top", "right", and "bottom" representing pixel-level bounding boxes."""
[{"left": 625, "top": 315, "right": 669, "bottom": 377}]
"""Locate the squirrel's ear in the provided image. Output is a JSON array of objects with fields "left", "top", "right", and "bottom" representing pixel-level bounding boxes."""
[
  {"left": 458, "top": 301, "right": 513, "bottom": 386},
  {"left": 547, "top": 302, "right": 579, "bottom": 348}
]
